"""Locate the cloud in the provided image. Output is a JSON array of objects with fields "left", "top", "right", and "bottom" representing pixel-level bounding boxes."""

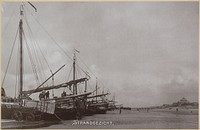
[{"left": 2, "top": 2, "right": 198, "bottom": 107}]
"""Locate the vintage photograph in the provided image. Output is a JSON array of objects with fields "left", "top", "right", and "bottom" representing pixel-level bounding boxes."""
[{"left": 1, "top": 1, "right": 198, "bottom": 129}]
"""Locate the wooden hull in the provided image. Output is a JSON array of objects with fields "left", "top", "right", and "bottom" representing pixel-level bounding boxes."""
[
  {"left": 1, "top": 102, "right": 20, "bottom": 119},
  {"left": 41, "top": 109, "right": 79, "bottom": 120},
  {"left": 85, "top": 102, "right": 108, "bottom": 115},
  {"left": 1, "top": 105, "right": 13, "bottom": 119}
]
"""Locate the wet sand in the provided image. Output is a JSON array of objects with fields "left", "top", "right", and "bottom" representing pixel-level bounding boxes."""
[
  {"left": 2, "top": 108, "right": 198, "bottom": 129},
  {"left": 41, "top": 108, "right": 198, "bottom": 129}
]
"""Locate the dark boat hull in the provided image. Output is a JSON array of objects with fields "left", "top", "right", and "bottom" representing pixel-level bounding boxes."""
[
  {"left": 85, "top": 102, "right": 108, "bottom": 115},
  {"left": 41, "top": 98, "right": 87, "bottom": 121},
  {"left": 2, "top": 105, "right": 13, "bottom": 119},
  {"left": 1, "top": 103, "right": 20, "bottom": 119},
  {"left": 41, "top": 110, "right": 78, "bottom": 120}
]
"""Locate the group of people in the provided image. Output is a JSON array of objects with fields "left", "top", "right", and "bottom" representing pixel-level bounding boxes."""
[
  {"left": 39, "top": 90, "right": 70, "bottom": 100},
  {"left": 39, "top": 91, "right": 49, "bottom": 100},
  {"left": 38, "top": 90, "right": 72, "bottom": 100}
]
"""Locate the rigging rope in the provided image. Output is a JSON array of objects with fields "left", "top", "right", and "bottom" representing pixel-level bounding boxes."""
[
  {"left": 65, "top": 65, "right": 73, "bottom": 93},
  {"left": 23, "top": 30, "right": 41, "bottom": 86},
  {"left": 24, "top": 12, "right": 52, "bottom": 73},
  {"left": 76, "top": 63, "right": 83, "bottom": 94},
  {"left": 76, "top": 60, "right": 83, "bottom": 78},
  {"left": 2, "top": 5, "right": 18, "bottom": 36},
  {"left": 24, "top": 29, "right": 48, "bottom": 88},
  {"left": 24, "top": 6, "right": 72, "bottom": 61},
  {"left": 1, "top": 27, "right": 19, "bottom": 88},
  {"left": 25, "top": 6, "right": 90, "bottom": 79},
  {"left": 24, "top": 5, "right": 107, "bottom": 95},
  {"left": 23, "top": 11, "right": 49, "bottom": 87},
  {"left": 77, "top": 55, "right": 107, "bottom": 91},
  {"left": 15, "top": 35, "right": 20, "bottom": 98}
]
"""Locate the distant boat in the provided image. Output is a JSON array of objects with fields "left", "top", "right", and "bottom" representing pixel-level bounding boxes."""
[
  {"left": 86, "top": 94, "right": 109, "bottom": 115},
  {"left": 85, "top": 79, "right": 109, "bottom": 115},
  {"left": 107, "top": 95, "right": 117, "bottom": 111}
]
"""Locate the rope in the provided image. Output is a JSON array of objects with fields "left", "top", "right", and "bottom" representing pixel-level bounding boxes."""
[
  {"left": 23, "top": 30, "right": 41, "bottom": 86},
  {"left": 14, "top": 38, "right": 20, "bottom": 98},
  {"left": 24, "top": 5, "right": 107, "bottom": 95},
  {"left": 23, "top": 24, "right": 48, "bottom": 88},
  {"left": 24, "top": 13, "right": 52, "bottom": 74},
  {"left": 54, "top": 113, "right": 64, "bottom": 121},
  {"left": 76, "top": 55, "right": 108, "bottom": 93},
  {"left": 25, "top": 6, "right": 91, "bottom": 80},
  {"left": 23, "top": 13, "right": 48, "bottom": 87},
  {"left": 76, "top": 60, "right": 83, "bottom": 78},
  {"left": 77, "top": 55, "right": 107, "bottom": 91},
  {"left": 23, "top": 7, "right": 47, "bottom": 87},
  {"left": 2, "top": 5, "right": 18, "bottom": 36},
  {"left": 76, "top": 63, "right": 83, "bottom": 94},
  {"left": 25, "top": 6, "right": 72, "bottom": 61},
  {"left": 65, "top": 66, "right": 73, "bottom": 93},
  {"left": 1, "top": 27, "right": 19, "bottom": 88},
  {"left": 67, "top": 66, "right": 73, "bottom": 82}
]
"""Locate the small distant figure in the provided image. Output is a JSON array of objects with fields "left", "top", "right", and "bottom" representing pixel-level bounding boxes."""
[
  {"left": 39, "top": 93, "right": 44, "bottom": 100},
  {"left": 119, "top": 107, "right": 122, "bottom": 114},
  {"left": 61, "top": 91, "right": 67, "bottom": 97},
  {"left": 191, "top": 111, "right": 193, "bottom": 113},
  {"left": 147, "top": 108, "right": 149, "bottom": 112},
  {"left": 39, "top": 93, "right": 41, "bottom": 100},
  {"left": 45, "top": 91, "right": 50, "bottom": 99},
  {"left": 176, "top": 108, "right": 179, "bottom": 112},
  {"left": 42, "top": 90, "right": 46, "bottom": 99},
  {"left": 137, "top": 108, "right": 140, "bottom": 112}
]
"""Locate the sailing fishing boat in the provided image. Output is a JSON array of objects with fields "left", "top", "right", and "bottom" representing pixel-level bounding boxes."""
[
  {"left": 22, "top": 51, "right": 91, "bottom": 120},
  {"left": 86, "top": 79, "right": 109, "bottom": 115},
  {"left": 107, "top": 94, "right": 117, "bottom": 111},
  {"left": 2, "top": 2, "right": 91, "bottom": 121}
]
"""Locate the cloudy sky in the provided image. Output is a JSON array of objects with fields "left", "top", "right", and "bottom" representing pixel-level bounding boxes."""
[{"left": 2, "top": 2, "right": 198, "bottom": 107}]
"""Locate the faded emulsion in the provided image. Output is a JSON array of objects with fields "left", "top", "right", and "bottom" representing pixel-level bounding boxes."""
[{"left": 1, "top": 1, "right": 198, "bottom": 129}]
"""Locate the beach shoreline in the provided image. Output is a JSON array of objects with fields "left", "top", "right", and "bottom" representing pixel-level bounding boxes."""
[{"left": 2, "top": 108, "right": 197, "bottom": 129}]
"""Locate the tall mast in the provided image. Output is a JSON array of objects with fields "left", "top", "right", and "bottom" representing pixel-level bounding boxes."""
[
  {"left": 19, "top": 5, "right": 24, "bottom": 99},
  {"left": 96, "top": 78, "right": 97, "bottom": 102},
  {"left": 84, "top": 80, "right": 87, "bottom": 93},
  {"left": 113, "top": 93, "right": 115, "bottom": 106},
  {"left": 73, "top": 50, "right": 77, "bottom": 95}
]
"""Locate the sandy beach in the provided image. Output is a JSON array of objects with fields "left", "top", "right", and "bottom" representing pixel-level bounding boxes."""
[
  {"left": 2, "top": 107, "right": 198, "bottom": 129},
  {"left": 40, "top": 107, "right": 198, "bottom": 129}
]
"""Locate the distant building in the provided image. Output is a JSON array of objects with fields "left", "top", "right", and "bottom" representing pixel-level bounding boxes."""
[
  {"left": 171, "top": 97, "right": 198, "bottom": 107},
  {"left": 178, "top": 97, "right": 190, "bottom": 105}
]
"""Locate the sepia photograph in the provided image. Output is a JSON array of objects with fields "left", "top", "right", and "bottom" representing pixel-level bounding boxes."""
[{"left": 1, "top": 1, "right": 199, "bottom": 129}]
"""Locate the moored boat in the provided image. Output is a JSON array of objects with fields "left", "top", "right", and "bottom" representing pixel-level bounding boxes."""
[
  {"left": 1, "top": 2, "right": 92, "bottom": 121},
  {"left": 85, "top": 79, "right": 109, "bottom": 115}
]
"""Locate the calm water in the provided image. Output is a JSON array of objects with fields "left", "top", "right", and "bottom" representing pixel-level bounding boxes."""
[{"left": 41, "top": 108, "right": 198, "bottom": 129}]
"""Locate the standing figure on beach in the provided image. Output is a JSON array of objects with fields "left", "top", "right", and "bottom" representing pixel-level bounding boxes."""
[
  {"left": 176, "top": 108, "right": 179, "bottom": 112},
  {"left": 61, "top": 91, "right": 67, "bottom": 97},
  {"left": 39, "top": 93, "right": 44, "bottom": 100},
  {"left": 45, "top": 91, "right": 50, "bottom": 99}
]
